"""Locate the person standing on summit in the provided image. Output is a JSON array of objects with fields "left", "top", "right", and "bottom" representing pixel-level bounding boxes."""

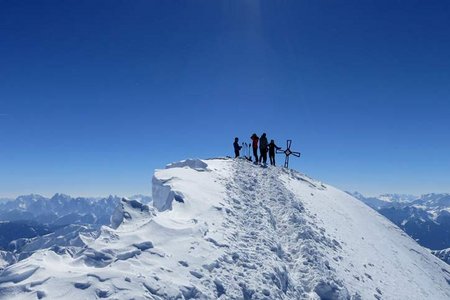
[
  {"left": 233, "top": 137, "right": 242, "bottom": 158},
  {"left": 259, "top": 133, "right": 268, "bottom": 165},
  {"left": 251, "top": 133, "right": 259, "bottom": 163},
  {"left": 268, "top": 139, "right": 281, "bottom": 166}
]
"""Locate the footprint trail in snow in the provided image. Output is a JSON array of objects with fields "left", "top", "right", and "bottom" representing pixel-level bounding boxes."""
[{"left": 208, "top": 160, "right": 350, "bottom": 299}]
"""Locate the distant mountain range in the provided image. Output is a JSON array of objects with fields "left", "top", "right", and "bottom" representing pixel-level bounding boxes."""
[
  {"left": 349, "top": 192, "right": 450, "bottom": 251},
  {"left": 0, "top": 193, "right": 152, "bottom": 268},
  {"left": 0, "top": 193, "right": 153, "bottom": 226}
]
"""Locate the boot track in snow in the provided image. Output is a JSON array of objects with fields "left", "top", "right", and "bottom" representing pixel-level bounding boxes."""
[{"left": 207, "top": 160, "right": 353, "bottom": 299}]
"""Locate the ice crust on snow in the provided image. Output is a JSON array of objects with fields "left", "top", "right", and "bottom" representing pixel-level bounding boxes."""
[{"left": 0, "top": 158, "right": 449, "bottom": 299}]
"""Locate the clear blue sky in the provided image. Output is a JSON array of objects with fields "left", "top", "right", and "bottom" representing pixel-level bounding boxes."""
[{"left": 1, "top": 0, "right": 449, "bottom": 198}]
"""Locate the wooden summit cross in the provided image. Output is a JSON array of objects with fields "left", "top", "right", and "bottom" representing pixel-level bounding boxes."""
[{"left": 277, "top": 140, "right": 301, "bottom": 168}]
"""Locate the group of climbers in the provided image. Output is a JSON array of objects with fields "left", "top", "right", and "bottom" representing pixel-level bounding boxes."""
[{"left": 233, "top": 133, "right": 281, "bottom": 166}]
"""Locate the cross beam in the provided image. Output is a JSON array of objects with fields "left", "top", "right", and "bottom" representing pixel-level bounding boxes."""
[{"left": 276, "top": 139, "right": 301, "bottom": 168}]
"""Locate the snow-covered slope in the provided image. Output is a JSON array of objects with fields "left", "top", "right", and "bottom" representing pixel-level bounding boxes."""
[{"left": 0, "top": 158, "right": 449, "bottom": 299}]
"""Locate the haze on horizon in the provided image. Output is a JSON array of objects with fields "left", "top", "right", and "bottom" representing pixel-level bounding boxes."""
[{"left": 1, "top": 1, "right": 449, "bottom": 198}]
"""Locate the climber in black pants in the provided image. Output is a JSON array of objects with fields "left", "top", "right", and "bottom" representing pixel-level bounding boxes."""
[
  {"left": 233, "top": 137, "right": 242, "bottom": 158},
  {"left": 268, "top": 139, "right": 281, "bottom": 166}
]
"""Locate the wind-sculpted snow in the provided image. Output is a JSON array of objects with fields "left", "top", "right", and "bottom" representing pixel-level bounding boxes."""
[
  {"left": 9, "top": 224, "right": 97, "bottom": 254},
  {"left": 153, "top": 158, "right": 209, "bottom": 211},
  {"left": 0, "top": 158, "right": 449, "bottom": 299}
]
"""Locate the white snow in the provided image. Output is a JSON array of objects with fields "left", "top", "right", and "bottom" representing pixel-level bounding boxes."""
[{"left": 0, "top": 158, "right": 449, "bottom": 299}]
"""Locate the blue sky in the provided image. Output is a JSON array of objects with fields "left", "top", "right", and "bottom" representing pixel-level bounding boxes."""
[{"left": 1, "top": 0, "right": 449, "bottom": 198}]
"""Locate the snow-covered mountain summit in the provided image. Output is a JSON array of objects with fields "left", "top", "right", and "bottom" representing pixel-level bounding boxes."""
[{"left": 0, "top": 158, "right": 449, "bottom": 299}]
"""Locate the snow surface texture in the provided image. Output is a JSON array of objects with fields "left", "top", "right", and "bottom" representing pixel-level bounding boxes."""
[{"left": 0, "top": 158, "right": 449, "bottom": 299}]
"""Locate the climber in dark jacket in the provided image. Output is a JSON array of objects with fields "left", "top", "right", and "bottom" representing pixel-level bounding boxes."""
[
  {"left": 259, "top": 133, "right": 268, "bottom": 165},
  {"left": 268, "top": 139, "right": 281, "bottom": 166},
  {"left": 250, "top": 133, "right": 259, "bottom": 163},
  {"left": 233, "top": 137, "right": 242, "bottom": 158}
]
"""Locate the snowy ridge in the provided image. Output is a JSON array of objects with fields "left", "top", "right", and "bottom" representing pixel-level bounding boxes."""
[{"left": 0, "top": 158, "right": 449, "bottom": 299}]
